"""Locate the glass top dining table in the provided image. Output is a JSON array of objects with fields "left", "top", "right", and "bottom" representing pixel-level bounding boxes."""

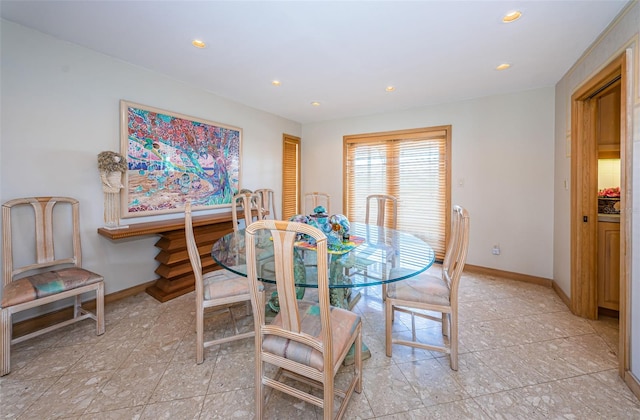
[{"left": 211, "top": 221, "right": 436, "bottom": 290}]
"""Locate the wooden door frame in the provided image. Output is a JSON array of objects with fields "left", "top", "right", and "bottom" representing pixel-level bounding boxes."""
[
  {"left": 570, "top": 52, "right": 628, "bottom": 377},
  {"left": 282, "top": 134, "right": 301, "bottom": 219}
]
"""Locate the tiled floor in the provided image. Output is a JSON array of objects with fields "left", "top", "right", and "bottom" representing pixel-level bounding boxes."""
[{"left": 2, "top": 270, "right": 639, "bottom": 419}]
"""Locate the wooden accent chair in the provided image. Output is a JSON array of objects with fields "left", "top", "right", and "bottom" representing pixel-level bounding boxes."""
[
  {"left": 364, "top": 194, "right": 398, "bottom": 299},
  {"left": 245, "top": 220, "right": 362, "bottom": 419},
  {"left": 184, "top": 203, "right": 262, "bottom": 364},
  {"left": 231, "top": 192, "right": 274, "bottom": 277},
  {"left": 365, "top": 194, "right": 398, "bottom": 230},
  {"left": 231, "top": 192, "right": 264, "bottom": 232},
  {"left": 254, "top": 188, "right": 277, "bottom": 220},
  {"left": 304, "top": 191, "right": 331, "bottom": 215},
  {"left": 1, "top": 197, "right": 105, "bottom": 376},
  {"left": 385, "top": 205, "right": 469, "bottom": 370}
]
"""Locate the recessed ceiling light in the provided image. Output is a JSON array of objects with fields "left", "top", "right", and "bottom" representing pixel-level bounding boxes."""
[
  {"left": 311, "top": 101, "right": 320, "bottom": 106},
  {"left": 496, "top": 63, "right": 511, "bottom": 71},
  {"left": 192, "top": 39, "right": 206, "bottom": 48},
  {"left": 385, "top": 86, "right": 396, "bottom": 92},
  {"left": 503, "top": 11, "right": 522, "bottom": 23},
  {"left": 271, "top": 80, "right": 281, "bottom": 86}
]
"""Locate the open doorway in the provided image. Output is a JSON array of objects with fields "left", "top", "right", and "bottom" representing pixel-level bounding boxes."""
[{"left": 570, "top": 52, "right": 629, "bottom": 378}]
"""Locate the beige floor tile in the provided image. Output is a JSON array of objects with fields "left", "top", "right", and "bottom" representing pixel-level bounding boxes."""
[
  {"left": 2, "top": 273, "right": 638, "bottom": 419},
  {"left": 396, "top": 358, "right": 470, "bottom": 406},
  {"left": 556, "top": 371, "right": 640, "bottom": 418},
  {"left": 120, "top": 333, "right": 183, "bottom": 369},
  {"left": 150, "top": 359, "right": 215, "bottom": 403},
  {"left": 0, "top": 375, "right": 59, "bottom": 418},
  {"left": 511, "top": 339, "right": 586, "bottom": 380},
  {"left": 458, "top": 299, "right": 503, "bottom": 323},
  {"left": 79, "top": 405, "right": 145, "bottom": 419},
  {"left": 20, "top": 370, "right": 114, "bottom": 419},
  {"left": 422, "top": 398, "right": 491, "bottom": 419},
  {"left": 338, "top": 388, "right": 374, "bottom": 419},
  {"left": 68, "top": 338, "right": 140, "bottom": 374},
  {"left": 171, "top": 330, "right": 221, "bottom": 363},
  {"left": 474, "top": 381, "right": 600, "bottom": 419},
  {"left": 8, "top": 343, "right": 87, "bottom": 380},
  {"left": 361, "top": 364, "right": 424, "bottom": 417},
  {"left": 200, "top": 388, "right": 255, "bottom": 419},
  {"left": 53, "top": 320, "right": 107, "bottom": 348},
  {"left": 207, "top": 349, "right": 256, "bottom": 393},
  {"left": 438, "top": 352, "right": 511, "bottom": 397},
  {"left": 12, "top": 327, "right": 67, "bottom": 352},
  {"left": 472, "top": 347, "right": 551, "bottom": 388},
  {"left": 529, "top": 310, "right": 597, "bottom": 337},
  {"left": 85, "top": 363, "right": 167, "bottom": 413},
  {"left": 140, "top": 396, "right": 204, "bottom": 419}
]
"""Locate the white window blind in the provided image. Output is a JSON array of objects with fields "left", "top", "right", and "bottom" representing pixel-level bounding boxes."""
[{"left": 344, "top": 127, "right": 451, "bottom": 259}]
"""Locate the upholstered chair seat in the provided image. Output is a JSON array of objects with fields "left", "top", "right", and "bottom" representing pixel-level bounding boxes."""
[
  {"left": 1, "top": 196, "right": 105, "bottom": 376},
  {"left": 262, "top": 301, "right": 361, "bottom": 372},
  {"left": 385, "top": 205, "right": 469, "bottom": 371}
]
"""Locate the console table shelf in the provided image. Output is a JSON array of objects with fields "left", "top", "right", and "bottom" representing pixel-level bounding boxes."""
[{"left": 97, "top": 211, "right": 237, "bottom": 302}]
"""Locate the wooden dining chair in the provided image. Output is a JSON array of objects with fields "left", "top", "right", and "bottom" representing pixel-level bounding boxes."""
[
  {"left": 245, "top": 220, "right": 362, "bottom": 419},
  {"left": 365, "top": 194, "right": 398, "bottom": 230},
  {"left": 1, "top": 196, "right": 105, "bottom": 376},
  {"left": 254, "top": 188, "right": 277, "bottom": 220},
  {"left": 364, "top": 194, "right": 398, "bottom": 299},
  {"left": 304, "top": 191, "right": 331, "bottom": 215},
  {"left": 385, "top": 205, "right": 469, "bottom": 370},
  {"left": 231, "top": 192, "right": 264, "bottom": 231},
  {"left": 184, "top": 202, "right": 262, "bottom": 364}
]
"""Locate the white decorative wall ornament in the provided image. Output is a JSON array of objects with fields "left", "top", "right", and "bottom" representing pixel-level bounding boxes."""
[{"left": 97, "top": 150, "right": 127, "bottom": 229}]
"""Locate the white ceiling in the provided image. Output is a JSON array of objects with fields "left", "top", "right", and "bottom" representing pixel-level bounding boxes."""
[{"left": 0, "top": 0, "right": 630, "bottom": 124}]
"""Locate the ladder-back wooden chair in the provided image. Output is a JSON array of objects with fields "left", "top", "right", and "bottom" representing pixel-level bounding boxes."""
[
  {"left": 385, "top": 205, "right": 469, "bottom": 370},
  {"left": 184, "top": 202, "right": 262, "bottom": 364},
  {"left": 245, "top": 220, "right": 362, "bottom": 419},
  {"left": 364, "top": 194, "right": 398, "bottom": 299},
  {"left": 1, "top": 196, "right": 105, "bottom": 376},
  {"left": 304, "top": 192, "right": 331, "bottom": 215},
  {"left": 231, "top": 192, "right": 264, "bottom": 232},
  {"left": 254, "top": 188, "right": 277, "bottom": 220},
  {"left": 365, "top": 194, "right": 398, "bottom": 230},
  {"left": 231, "top": 192, "right": 274, "bottom": 277}
]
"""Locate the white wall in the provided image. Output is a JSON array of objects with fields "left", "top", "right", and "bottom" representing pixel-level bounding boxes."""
[
  {"left": 553, "top": 1, "right": 639, "bottom": 378},
  {"left": 302, "top": 87, "right": 556, "bottom": 279},
  {"left": 0, "top": 20, "right": 301, "bottom": 299}
]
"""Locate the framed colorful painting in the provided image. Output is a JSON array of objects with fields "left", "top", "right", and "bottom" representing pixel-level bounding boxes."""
[{"left": 120, "top": 100, "right": 241, "bottom": 217}]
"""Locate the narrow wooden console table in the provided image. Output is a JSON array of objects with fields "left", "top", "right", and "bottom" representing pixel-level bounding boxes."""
[{"left": 97, "top": 212, "right": 236, "bottom": 302}]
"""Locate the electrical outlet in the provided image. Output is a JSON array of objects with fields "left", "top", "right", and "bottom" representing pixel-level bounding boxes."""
[{"left": 492, "top": 245, "right": 501, "bottom": 255}]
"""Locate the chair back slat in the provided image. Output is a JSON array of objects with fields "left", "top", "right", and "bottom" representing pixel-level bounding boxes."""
[
  {"left": 442, "top": 205, "right": 469, "bottom": 289},
  {"left": 184, "top": 203, "right": 204, "bottom": 297},
  {"left": 2, "top": 197, "right": 81, "bottom": 286},
  {"left": 246, "top": 220, "right": 331, "bottom": 343},
  {"left": 232, "top": 192, "right": 264, "bottom": 232},
  {"left": 304, "top": 192, "right": 331, "bottom": 215},
  {"left": 254, "top": 188, "right": 277, "bottom": 220},
  {"left": 447, "top": 205, "right": 470, "bottom": 295},
  {"left": 365, "top": 194, "right": 397, "bottom": 229},
  {"left": 270, "top": 228, "right": 302, "bottom": 332}
]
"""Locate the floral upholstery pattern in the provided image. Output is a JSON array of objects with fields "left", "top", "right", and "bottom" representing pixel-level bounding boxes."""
[
  {"left": 262, "top": 300, "right": 361, "bottom": 372},
  {"left": 1, "top": 267, "right": 103, "bottom": 308}
]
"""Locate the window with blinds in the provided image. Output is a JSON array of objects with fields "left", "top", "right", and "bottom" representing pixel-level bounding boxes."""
[
  {"left": 344, "top": 126, "right": 451, "bottom": 259},
  {"left": 282, "top": 134, "right": 301, "bottom": 220}
]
